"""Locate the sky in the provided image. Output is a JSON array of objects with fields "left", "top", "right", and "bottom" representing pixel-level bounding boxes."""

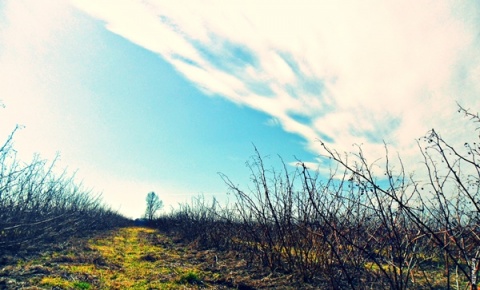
[{"left": 0, "top": 0, "right": 479, "bottom": 218}]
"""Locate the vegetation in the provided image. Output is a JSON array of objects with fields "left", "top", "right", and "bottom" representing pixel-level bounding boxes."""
[
  {"left": 1, "top": 226, "right": 299, "bottom": 289},
  {"left": 2, "top": 104, "right": 479, "bottom": 289},
  {"left": 37, "top": 227, "right": 207, "bottom": 289},
  {"left": 0, "top": 125, "right": 131, "bottom": 261},
  {"left": 154, "top": 104, "right": 480, "bottom": 289}
]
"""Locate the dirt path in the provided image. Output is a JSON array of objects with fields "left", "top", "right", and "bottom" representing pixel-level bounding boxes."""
[{"left": 0, "top": 227, "right": 298, "bottom": 289}]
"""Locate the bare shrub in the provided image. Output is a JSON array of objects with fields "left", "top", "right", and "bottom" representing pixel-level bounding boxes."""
[
  {"left": 0, "top": 126, "right": 130, "bottom": 259},
  {"left": 154, "top": 104, "right": 480, "bottom": 289}
]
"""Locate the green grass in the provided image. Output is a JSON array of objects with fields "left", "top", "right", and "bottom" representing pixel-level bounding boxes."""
[
  {"left": 37, "top": 227, "right": 214, "bottom": 289},
  {"left": 178, "top": 270, "right": 202, "bottom": 285}
]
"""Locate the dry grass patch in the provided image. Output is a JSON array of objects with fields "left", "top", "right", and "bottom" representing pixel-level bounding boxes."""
[{"left": 46, "top": 227, "right": 213, "bottom": 289}]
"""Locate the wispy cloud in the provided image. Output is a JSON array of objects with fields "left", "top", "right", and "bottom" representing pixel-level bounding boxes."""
[{"left": 71, "top": 0, "right": 480, "bottom": 165}]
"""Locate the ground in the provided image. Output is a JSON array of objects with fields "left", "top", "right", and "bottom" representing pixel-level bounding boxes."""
[{"left": 0, "top": 227, "right": 308, "bottom": 289}]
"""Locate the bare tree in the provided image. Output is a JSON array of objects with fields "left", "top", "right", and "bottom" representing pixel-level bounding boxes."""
[{"left": 144, "top": 191, "right": 163, "bottom": 221}]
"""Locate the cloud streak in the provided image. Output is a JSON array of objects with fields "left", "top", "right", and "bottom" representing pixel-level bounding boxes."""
[{"left": 71, "top": 0, "right": 480, "bottom": 165}]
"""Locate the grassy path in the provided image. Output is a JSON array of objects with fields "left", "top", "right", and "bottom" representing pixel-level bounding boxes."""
[
  {"left": 47, "top": 227, "right": 226, "bottom": 289},
  {"left": 1, "top": 227, "right": 232, "bottom": 289},
  {"left": 39, "top": 227, "right": 210, "bottom": 289}
]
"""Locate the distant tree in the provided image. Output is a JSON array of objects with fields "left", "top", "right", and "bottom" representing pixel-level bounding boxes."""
[{"left": 144, "top": 191, "right": 163, "bottom": 221}]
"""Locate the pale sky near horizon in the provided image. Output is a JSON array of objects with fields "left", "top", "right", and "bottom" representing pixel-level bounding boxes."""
[{"left": 1, "top": 0, "right": 479, "bottom": 218}]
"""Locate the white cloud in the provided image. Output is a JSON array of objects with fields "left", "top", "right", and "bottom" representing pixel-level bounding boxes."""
[{"left": 70, "top": 0, "right": 480, "bottom": 168}]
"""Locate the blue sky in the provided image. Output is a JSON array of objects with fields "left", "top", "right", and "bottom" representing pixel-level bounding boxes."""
[{"left": 1, "top": 0, "right": 479, "bottom": 218}]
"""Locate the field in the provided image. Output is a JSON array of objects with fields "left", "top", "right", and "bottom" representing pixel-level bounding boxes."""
[
  {"left": 1, "top": 106, "right": 480, "bottom": 289},
  {"left": 0, "top": 227, "right": 304, "bottom": 289},
  {"left": 0, "top": 225, "right": 477, "bottom": 289}
]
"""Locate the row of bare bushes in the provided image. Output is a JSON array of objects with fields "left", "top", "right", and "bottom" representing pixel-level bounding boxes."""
[
  {"left": 155, "top": 105, "right": 480, "bottom": 289},
  {"left": 0, "top": 126, "right": 131, "bottom": 260}
]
